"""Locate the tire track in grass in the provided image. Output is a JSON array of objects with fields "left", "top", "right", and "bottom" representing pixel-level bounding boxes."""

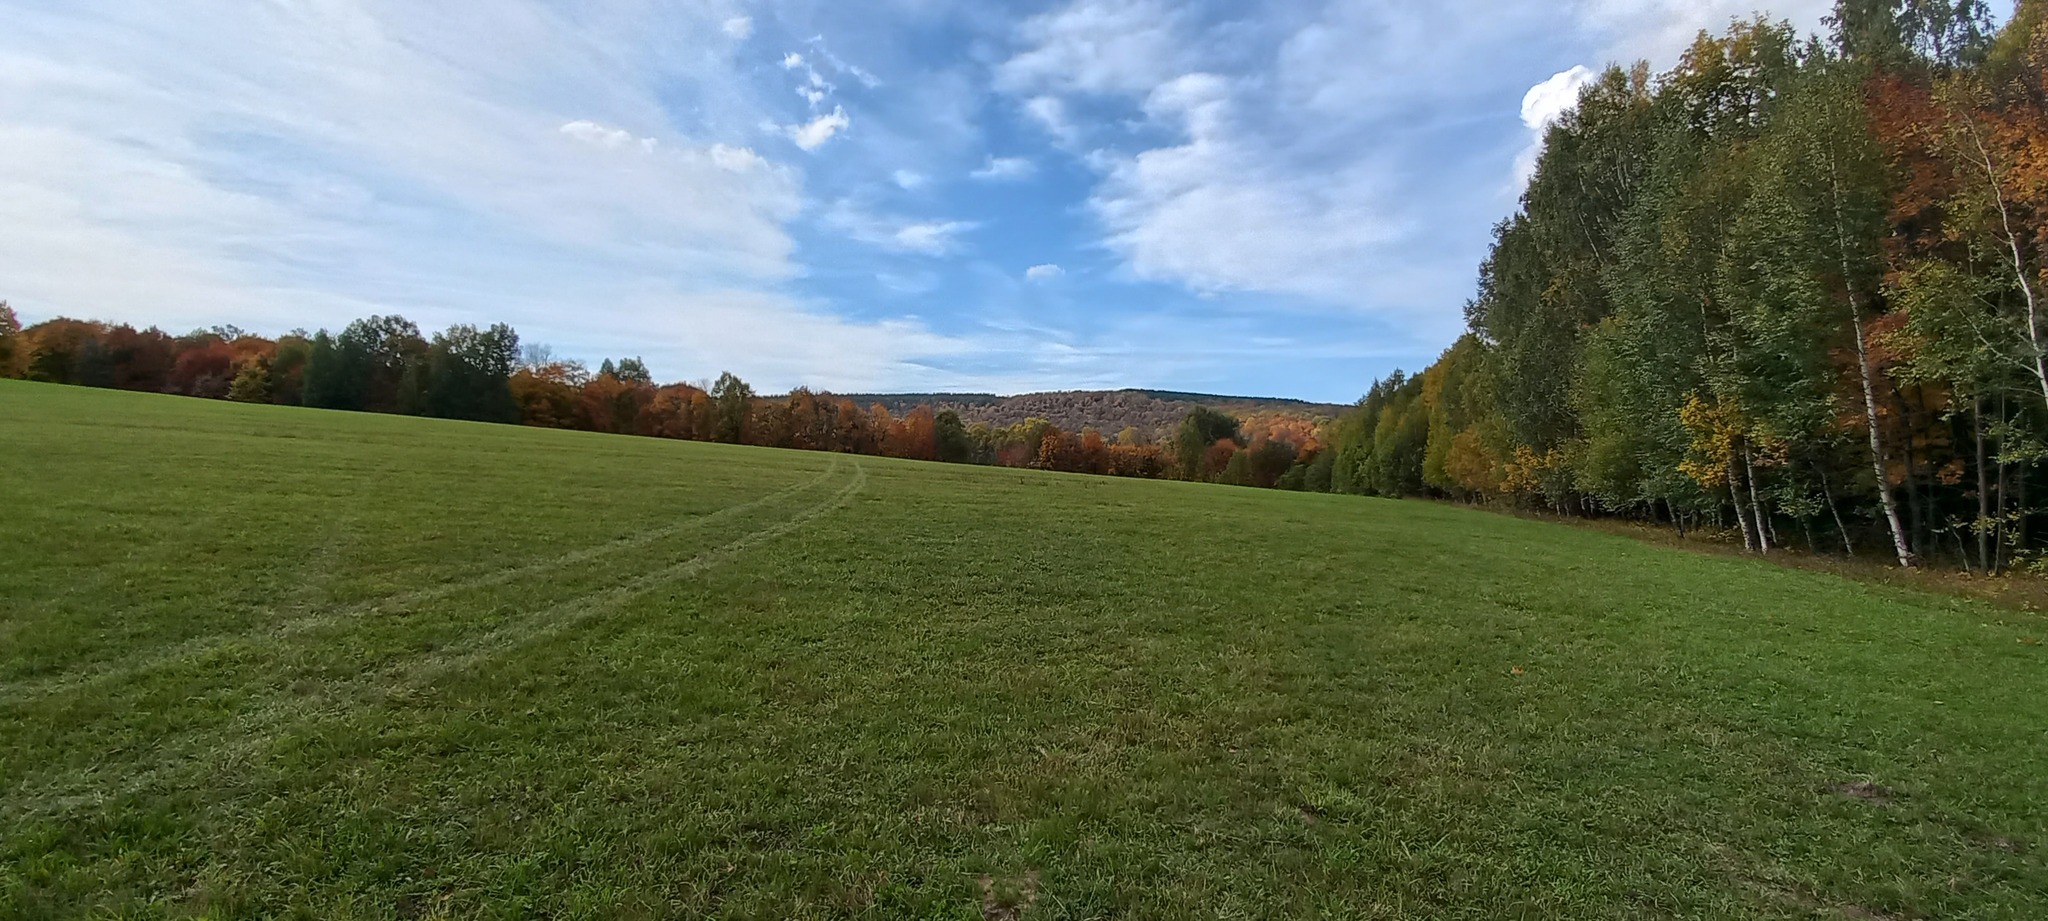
[
  {"left": 407, "top": 459, "right": 866, "bottom": 681},
  {"left": 3, "top": 459, "right": 866, "bottom": 819},
  {"left": 0, "top": 456, "right": 844, "bottom": 708}
]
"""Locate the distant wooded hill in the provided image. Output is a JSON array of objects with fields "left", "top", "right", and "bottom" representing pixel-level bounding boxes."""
[{"left": 827, "top": 389, "right": 1351, "bottom": 439}]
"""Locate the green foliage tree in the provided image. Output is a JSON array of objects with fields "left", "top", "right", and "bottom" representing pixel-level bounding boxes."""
[
  {"left": 71, "top": 338, "right": 116, "bottom": 389},
  {"left": 935, "top": 409, "right": 972, "bottom": 463},
  {"left": 1832, "top": 0, "right": 1996, "bottom": 68},
  {"left": 424, "top": 323, "right": 521, "bottom": 423},
  {"left": 613, "top": 357, "right": 653, "bottom": 384},
  {"left": 1468, "top": 65, "right": 1655, "bottom": 458},
  {"left": 711, "top": 371, "right": 754, "bottom": 444},
  {"left": 301, "top": 316, "right": 422, "bottom": 412},
  {"left": 22, "top": 319, "right": 96, "bottom": 384},
  {"left": 348, "top": 316, "right": 427, "bottom": 414},
  {"left": 1748, "top": 52, "right": 1917, "bottom": 564},
  {"left": 300, "top": 331, "right": 352, "bottom": 409},
  {"left": 0, "top": 302, "right": 20, "bottom": 378},
  {"left": 1174, "top": 406, "right": 1242, "bottom": 480},
  {"left": 228, "top": 361, "right": 272, "bottom": 403},
  {"left": 267, "top": 336, "right": 312, "bottom": 406}
]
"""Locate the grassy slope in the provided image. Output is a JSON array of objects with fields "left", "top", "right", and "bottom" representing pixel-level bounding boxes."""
[{"left": 2, "top": 379, "right": 2044, "bottom": 920}]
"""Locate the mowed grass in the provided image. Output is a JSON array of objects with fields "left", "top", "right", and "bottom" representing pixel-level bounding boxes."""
[{"left": 2, "top": 380, "right": 2045, "bottom": 920}]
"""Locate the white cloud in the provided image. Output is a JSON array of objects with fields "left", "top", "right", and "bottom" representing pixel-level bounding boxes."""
[
  {"left": 1271, "top": 1, "right": 1468, "bottom": 115},
  {"left": 804, "top": 37, "right": 882, "bottom": 90},
  {"left": 1512, "top": 65, "right": 1596, "bottom": 188},
  {"left": 1522, "top": 65, "right": 1596, "bottom": 131},
  {"left": 892, "top": 220, "right": 977, "bottom": 254},
  {"left": 781, "top": 49, "right": 846, "bottom": 113},
  {"left": 824, "top": 202, "right": 977, "bottom": 255},
  {"left": 560, "top": 119, "right": 658, "bottom": 152},
  {"left": 971, "top": 156, "right": 1036, "bottom": 181},
  {"left": 1089, "top": 72, "right": 1407, "bottom": 304},
  {"left": 722, "top": 16, "right": 753, "bottom": 40},
  {"left": 1021, "top": 95, "right": 1079, "bottom": 145},
  {"left": 892, "top": 169, "right": 927, "bottom": 189},
  {"left": 788, "top": 107, "right": 850, "bottom": 150},
  {"left": 997, "top": 0, "right": 1187, "bottom": 96},
  {"left": 1025, "top": 264, "right": 1063, "bottom": 281},
  {"left": 876, "top": 270, "right": 940, "bottom": 294},
  {"left": 709, "top": 143, "right": 765, "bottom": 172}
]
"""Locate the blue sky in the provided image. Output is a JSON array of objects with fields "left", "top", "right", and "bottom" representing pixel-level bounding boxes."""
[{"left": 0, "top": 0, "right": 1964, "bottom": 401}]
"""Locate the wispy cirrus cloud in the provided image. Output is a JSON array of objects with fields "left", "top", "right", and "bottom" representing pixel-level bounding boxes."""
[
  {"left": 560, "top": 119, "right": 659, "bottom": 152},
  {"left": 822, "top": 200, "right": 978, "bottom": 255},
  {"left": 996, "top": 0, "right": 1189, "bottom": 96},
  {"left": 994, "top": 0, "right": 1462, "bottom": 321},
  {"left": 970, "top": 156, "right": 1036, "bottom": 181}
]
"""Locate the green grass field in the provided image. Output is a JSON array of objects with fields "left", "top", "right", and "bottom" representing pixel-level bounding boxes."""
[{"left": 3, "top": 379, "right": 2046, "bottom": 919}]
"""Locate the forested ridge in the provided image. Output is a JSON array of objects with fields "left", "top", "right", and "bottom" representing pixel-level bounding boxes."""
[
  {"left": 3, "top": 1, "right": 2044, "bottom": 571},
  {"left": 845, "top": 390, "right": 1346, "bottom": 441}
]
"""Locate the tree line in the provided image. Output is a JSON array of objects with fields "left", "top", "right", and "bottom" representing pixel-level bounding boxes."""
[
  {"left": 1315, "top": 0, "right": 2048, "bottom": 571},
  {"left": 0, "top": 305, "right": 1333, "bottom": 486}
]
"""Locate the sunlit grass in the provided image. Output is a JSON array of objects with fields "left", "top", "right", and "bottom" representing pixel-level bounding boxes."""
[{"left": 3, "top": 380, "right": 2044, "bottom": 919}]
